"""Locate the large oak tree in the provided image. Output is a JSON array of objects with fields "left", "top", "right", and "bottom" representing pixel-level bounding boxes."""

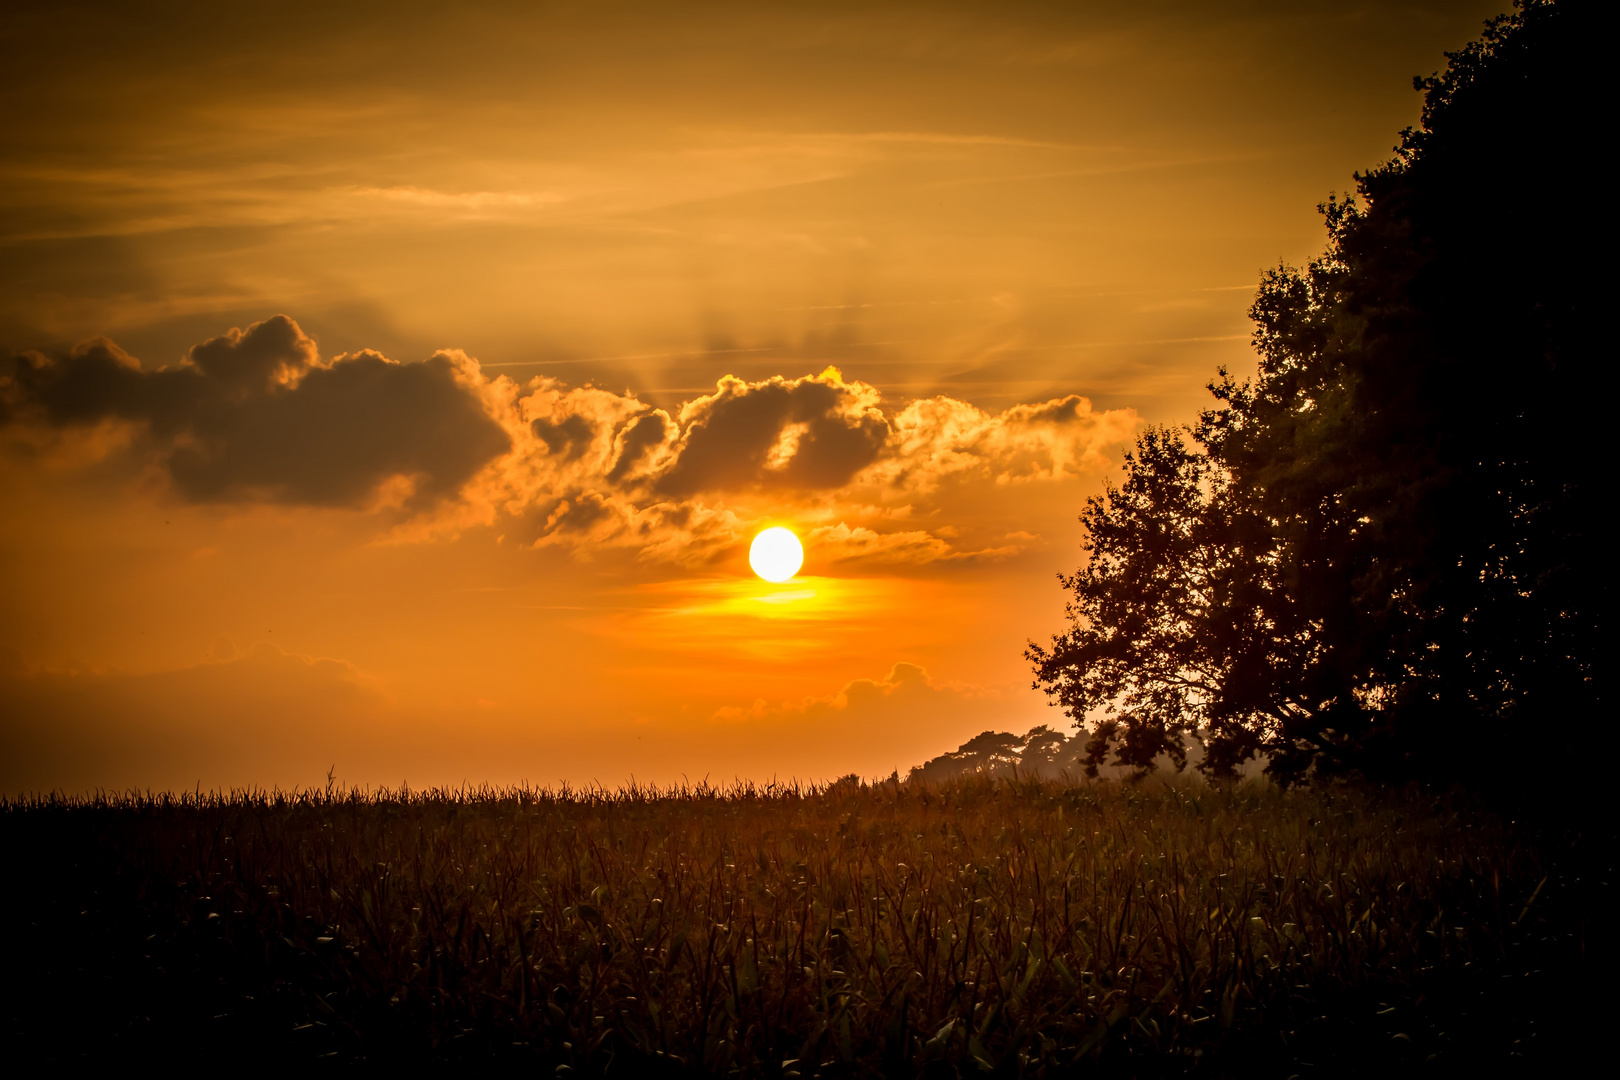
[{"left": 1030, "top": 0, "right": 1606, "bottom": 785}]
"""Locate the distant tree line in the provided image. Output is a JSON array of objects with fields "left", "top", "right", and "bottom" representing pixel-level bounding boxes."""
[
  {"left": 1029, "top": 0, "right": 1606, "bottom": 789},
  {"left": 906, "top": 726, "right": 1087, "bottom": 784}
]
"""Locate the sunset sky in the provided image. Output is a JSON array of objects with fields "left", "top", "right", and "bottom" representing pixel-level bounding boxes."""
[{"left": 1, "top": 0, "right": 1505, "bottom": 793}]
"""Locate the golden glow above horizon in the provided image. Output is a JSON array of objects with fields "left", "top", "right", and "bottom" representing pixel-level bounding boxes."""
[
  {"left": 748, "top": 527, "right": 804, "bottom": 583},
  {"left": 0, "top": 0, "right": 1506, "bottom": 794}
]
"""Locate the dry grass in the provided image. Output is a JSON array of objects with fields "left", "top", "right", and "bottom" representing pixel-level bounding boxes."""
[{"left": 0, "top": 776, "right": 1601, "bottom": 1074}]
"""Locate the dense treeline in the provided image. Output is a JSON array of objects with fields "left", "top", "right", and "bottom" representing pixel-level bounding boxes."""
[{"left": 1030, "top": 0, "right": 1606, "bottom": 789}]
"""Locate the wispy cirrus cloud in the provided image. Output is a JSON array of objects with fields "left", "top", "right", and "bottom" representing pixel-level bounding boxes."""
[{"left": 349, "top": 185, "right": 568, "bottom": 214}]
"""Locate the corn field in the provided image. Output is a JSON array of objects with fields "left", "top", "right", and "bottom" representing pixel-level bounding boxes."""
[{"left": 1, "top": 777, "right": 1602, "bottom": 1074}]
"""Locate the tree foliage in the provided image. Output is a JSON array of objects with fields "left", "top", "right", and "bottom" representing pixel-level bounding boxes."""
[
  {"left": 906, "top": 724, "right": 1089, "bottom": 783},
  {"left": 1031, "top": 0, "right": 1607, "bottom": 785}
]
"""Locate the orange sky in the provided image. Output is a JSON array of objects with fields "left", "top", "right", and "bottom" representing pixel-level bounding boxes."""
[{"left": 0, "top": 0, "right": 1505, "bottom": 793}]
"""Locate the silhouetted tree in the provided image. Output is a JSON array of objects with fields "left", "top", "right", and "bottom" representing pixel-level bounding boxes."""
[
  {"left": 1031, "top": 0, "right": 1607, "bottom": 786},
  {"left": 906, "top": 725, "right": 1090, "bottom": 784}
]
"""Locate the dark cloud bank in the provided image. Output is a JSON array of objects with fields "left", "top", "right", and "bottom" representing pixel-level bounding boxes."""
[
  {"left": 657, "top": 376, "right": 888, "bottom": 495},
  {"left": 2, "top": 315, "right": 509, "bottom": 506},
  {"left": 3, "top": 316, "right": 1136, "bottom": 561}
]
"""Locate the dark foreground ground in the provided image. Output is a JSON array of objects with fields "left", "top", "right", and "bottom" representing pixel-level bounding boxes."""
[{"left": 0, "top": 777, "right": 1607, "bottom": 1075}]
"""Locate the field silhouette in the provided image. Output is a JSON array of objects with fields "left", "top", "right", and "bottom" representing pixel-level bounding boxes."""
[{"left": 3, "top": 777, "right": 1602, "bottom": 1073}]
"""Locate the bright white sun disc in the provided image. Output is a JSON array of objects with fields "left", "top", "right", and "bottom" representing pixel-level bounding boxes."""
[{"left": 749, "top": 526, "right": 804, "bottom": 583}]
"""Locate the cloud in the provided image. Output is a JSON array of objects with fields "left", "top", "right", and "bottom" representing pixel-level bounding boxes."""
[
  {"left": 719, "top": 663, "right": 946, "bottom": 722},
  {"left": 505, "top": 366, "right": 1136, "bottom": 561},
  {"left": 0, "top": 643, "right": 384, "bottom": 793},
  {"left": 4, "top": 316, "right": 1138, "bottom": 564},
  {"left": 3, "top": 316, "right": 512, "bottom": 507},
  {"left": 607, "top": 411, "right": 673, "bottom": 481},
  {"left": 530, "top": 492, "right": 744, "bottom": 566},
  {"left": 808, "top": 522, "right": 1021, "bottom": 565},
  {"left": 657, "top": 368, "right": 888, "bottom": 495},
  {"left": 715, "top": 662, "right": 997, "bottom": 725},
  {"left": 707, "top": 662, "right": 1052, "bottom": 775},
  {"left": 872, "top": 393, "right": 1140, "bottom": 492},
  {"left": 0, "top": 651, "right": 1059, "bottom": 793},
  {"left": 350, "top": 186, "right": 565, "bottom": 214}
]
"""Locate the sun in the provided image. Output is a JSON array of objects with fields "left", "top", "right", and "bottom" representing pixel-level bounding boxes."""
[{"left": 749, "top": 526, "right": 804, "bottom": 583}]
